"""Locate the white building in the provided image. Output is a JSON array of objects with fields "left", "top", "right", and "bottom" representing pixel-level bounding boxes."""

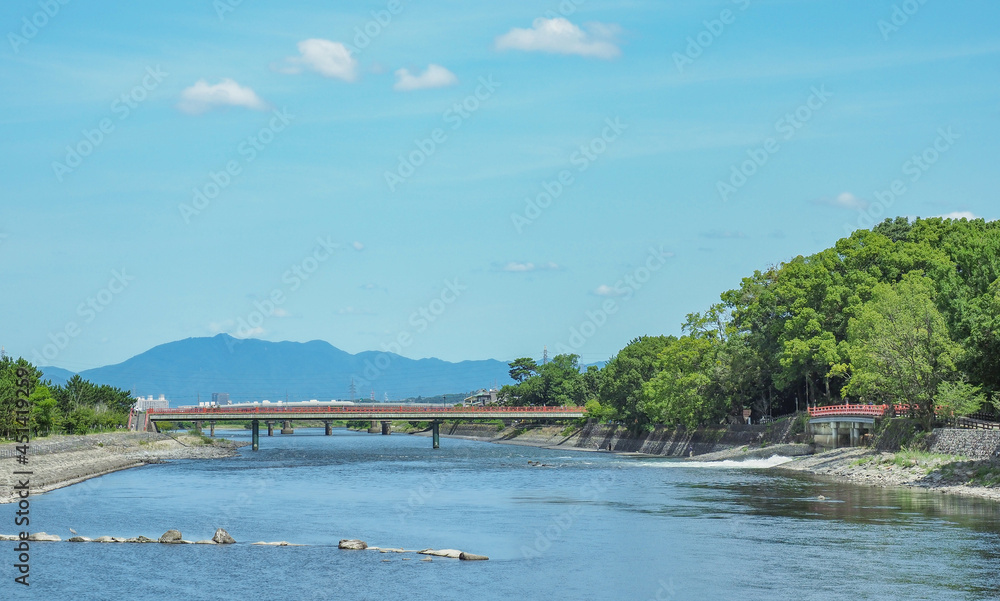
[{"left": 134, "top": 394, "right": 170, "bottom": 411}]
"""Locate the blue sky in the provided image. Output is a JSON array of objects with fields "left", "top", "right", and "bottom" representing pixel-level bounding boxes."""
[{"left": 2, "top": 0, "right": 998, "bottom": 372}]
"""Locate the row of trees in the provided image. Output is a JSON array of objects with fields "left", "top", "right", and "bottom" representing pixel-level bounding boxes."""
[
  {"left": 0, "top": 356, "right": 134, "bottom": 438},
  {"left": 500, "top": 217, "right": 1000, "bottom": 430}
]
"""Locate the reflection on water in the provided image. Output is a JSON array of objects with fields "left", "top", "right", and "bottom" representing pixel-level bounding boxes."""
[{"left": 9, "top": 429, "right": 1000, "bottom": 601}]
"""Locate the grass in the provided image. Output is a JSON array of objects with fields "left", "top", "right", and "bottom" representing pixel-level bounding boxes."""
[
  {"left": 890, "top": 448, "right": 966, "bottom": 468},
  {"left": 969, "top": 465, "right": 1000, "bottom": 487}
]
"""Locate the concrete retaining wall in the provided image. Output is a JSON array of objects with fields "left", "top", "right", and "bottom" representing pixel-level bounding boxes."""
[{"left": 438, "top": 418, "right": 804, "bottom": 458}]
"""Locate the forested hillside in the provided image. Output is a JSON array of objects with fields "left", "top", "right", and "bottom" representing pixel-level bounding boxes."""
[{"left": 501, "top": 217, "right": 1000, "bottom": 429}]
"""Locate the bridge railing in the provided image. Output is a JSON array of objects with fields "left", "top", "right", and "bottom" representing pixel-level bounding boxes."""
[
  {"left": 807, "top": 404, "right": 919, "bottom": 418},
  {"left": 148, "top": 405, "right": 586, "bottom": 416}
]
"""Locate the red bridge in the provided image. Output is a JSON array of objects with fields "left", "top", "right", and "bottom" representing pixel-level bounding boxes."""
[{"left": 147, "top": 405, "right": 586, "bottom": 450}]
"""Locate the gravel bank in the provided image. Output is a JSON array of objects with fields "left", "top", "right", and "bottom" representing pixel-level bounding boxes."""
[
  {"left": 779, "top": 447, "right": 1000, "bottom": 503},
  {"left": 0, "top": 432, "right": 247, "bottom": 504}
]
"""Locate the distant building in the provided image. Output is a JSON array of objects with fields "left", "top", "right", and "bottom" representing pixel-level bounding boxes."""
[
  {"left": 212, "top": 392, "right": 230, "bottom": 405},
  {"left": 463, "top": 389, "right": 497, "bottom": 406},
  {"left": 134, "top": 394, "right": 170, "bottom": 411}
]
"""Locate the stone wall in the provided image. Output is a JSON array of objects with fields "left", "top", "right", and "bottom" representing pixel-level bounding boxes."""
[
  {"left": 928, "top": 428, "right": 1000, "bottom": 460},
  {"left": 436, "top": 418, "right": 805, "bottom": 458}
]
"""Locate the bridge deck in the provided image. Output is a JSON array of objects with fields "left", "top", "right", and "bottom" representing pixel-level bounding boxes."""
[{"left": 148, "top": 405, "right": 586, "bottom": 421}]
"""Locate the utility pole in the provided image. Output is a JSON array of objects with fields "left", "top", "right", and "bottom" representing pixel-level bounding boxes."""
[
  {"left": 349, "top": 378, "right": 356, "bottom": 401},
  {"left": 542, "top": 345, "right": 548, "bottom": 365}
]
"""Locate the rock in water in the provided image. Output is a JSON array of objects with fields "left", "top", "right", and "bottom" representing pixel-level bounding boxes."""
[
  {"left": 212, "top": 528, "right": 236, "bottom": 544},
  {"left": 67, "top": 536, "right": 91, "bottom": 543},
  {"left": 159, "top": 530, "right": 183, "bottom": 543},
  {"left": 94, "top": 536, "right": 116, "bottom": 543},
  {"left": 339, "top": 539, "right": 368, "bottom": 550},
  {"left": 417, "top": 549, "right": 463, "bottom": 559},
  {"left": 195, "top": 540, "right": 217, "bottom": 545},
  {"left": 459, "top": 552, "right": 489, "bottom": 561},
  {"left": 28, "top": 532, "right": 61, "bottom": 542}
]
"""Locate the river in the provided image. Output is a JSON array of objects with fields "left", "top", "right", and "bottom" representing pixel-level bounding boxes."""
[{"left": 15, "top": 428, "right": 1000, "bottom": 600}]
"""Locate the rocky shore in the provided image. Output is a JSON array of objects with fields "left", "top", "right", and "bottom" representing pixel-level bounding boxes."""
[
  {"left": 410, "top": 422, "right": 1000, "bottom": 503},
  {"left": 779, "top": 447, "right": 1000, "bottom": 502},
  {"left": 0, "top": 432, "right": 247, "bottom": 504}
]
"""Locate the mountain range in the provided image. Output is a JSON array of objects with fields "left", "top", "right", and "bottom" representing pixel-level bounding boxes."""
[{"left": 39, "top": 334, "right": 513, "bottom": 405}]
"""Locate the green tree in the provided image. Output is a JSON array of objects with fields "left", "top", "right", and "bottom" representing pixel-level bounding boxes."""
[
  {"left": 845, "top": 273, "right": 963, "bottom": 428},
  {"left": 641, "top": 337, "right": 725, "bottom": 429},
  {"left": 508, "top": 357, "right": 538, "bottom": 384},
  {"left": 598, "top": 336, "right": 674, "bottom": 424}
]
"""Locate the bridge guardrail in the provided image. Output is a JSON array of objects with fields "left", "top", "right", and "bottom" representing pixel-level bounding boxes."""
[{"left": 148, "top": 405, "right": 586, "bottom": 416}]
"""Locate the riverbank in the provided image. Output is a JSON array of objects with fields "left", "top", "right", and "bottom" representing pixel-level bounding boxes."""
[
  {"left": 779, "top": 447, "right": 1000, "bottom": 502},
  {"left": 407, "top": 421, "right": 1000, "bottom": 502},
  {"left": 0, "top": 432, "right": 247, "bottom": 504},
  {"left": 409, "top": 420, "right": 807, "bottom": 457}
]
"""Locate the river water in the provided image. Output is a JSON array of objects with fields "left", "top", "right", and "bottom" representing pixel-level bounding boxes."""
[{"left": 12, "top": 428, "right": 1000, "bottom": 600}]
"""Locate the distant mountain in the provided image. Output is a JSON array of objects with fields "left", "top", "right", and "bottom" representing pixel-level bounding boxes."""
[
  {"left": 39, "top": 366, "right": 76, "bottom": 387},
  {"left": 41, "top": 334, "right": 512, "bottom": 405}
]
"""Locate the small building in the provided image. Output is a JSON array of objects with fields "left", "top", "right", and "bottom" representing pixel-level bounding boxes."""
[
  {"left": 212, "top": 392, "right": 230, "bottom": 405},
  {"left": 134, "top": 394, "right": 170, "bottom": 411},
  {"left": 463, "top": 389, "right": 497, "bottom": 406}
]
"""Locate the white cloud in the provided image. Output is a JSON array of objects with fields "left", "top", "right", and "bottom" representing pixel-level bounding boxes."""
[
  {"left": 352, "top": 241, "right": 365, "bottom": 251},
  {"left": 937, "top": 211, "right": 980, "bottom": 220},
  {"left": 499, "top": 261, "right": 561, "bottom": 272},
  {"left": 233, "top": 326, "right": 265, "bottom": 338},
  {"left": 817, "top": 192, "right": 869, "bottom": 210},
  {"left": 176, "top": 78, "right": 268, "bottom": 115},
  {"left": 338, "top": 306, "right": 374, "bottom": 315},
  {"left": 281, "top": 39, "right": 358, "bottom": 81},
  {"left": 394, "top": 64, "right": 458, "bottom": 91},
  {"left": 272, "top": 308, "right": 289, "bottom": 318},
  {"left": 495, "top": 18, "right": 621, "bottom": 59},
  {"left": 592, "top": 284, "right": 625, "bottom": 297}
]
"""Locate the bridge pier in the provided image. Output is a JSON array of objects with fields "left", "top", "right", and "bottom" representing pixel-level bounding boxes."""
[
  {"left": 195, "top": 420, "right": 202, "bottom": 432},
  {"left": 432, "top": 420, "right": 440, "bottom": 449},
  {"left": 251, "top": 420, "right": 259, "bottom": 451},
  {"left": 381, "top": 421, "right": 391, "bottom": 435},
  {"left": 830, "top": 421, "right": 839, "bottom": 449},
  {"left": 324, "top": 421, "right": 332, "bottom": 436},
  {"left": 281, "top": 420, "right": 294, "bottom": 435},
  {"left": 368, "top": 420, "right": 380, "bottom": 434},
  {"left": 267, "top": 421, "right": 274, "bottom": 436},
  {"left": 209, "top": 421, "right": 215, "bottom": 437}
]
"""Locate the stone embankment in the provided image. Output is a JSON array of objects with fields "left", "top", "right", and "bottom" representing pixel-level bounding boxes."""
[
  {"left": 417, "top": 419, "right": 806, "bottom": 457},
  {"left": 0, "top": 432, "right": 247, "bottom": 504},
  {"left": 927, "top": 429, "right": 1000, "bottom": 460}
]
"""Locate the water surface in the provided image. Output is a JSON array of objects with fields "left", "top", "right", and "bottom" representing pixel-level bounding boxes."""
[{"left": 12, "top": 428, "right": 1000, "bottom": 600}]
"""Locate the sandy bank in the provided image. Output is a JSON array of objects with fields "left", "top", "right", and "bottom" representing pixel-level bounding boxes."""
[{"left": 0, "top": 432, "right": 247, "bottom": 504}]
